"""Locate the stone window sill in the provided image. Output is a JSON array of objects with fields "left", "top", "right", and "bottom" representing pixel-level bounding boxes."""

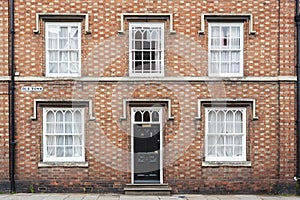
[
  {"left": 202, "top": 161, "right": 251, "bottom": 167},
  {"left": 38, "top": 162, "right": 89, "bottom": 168}
]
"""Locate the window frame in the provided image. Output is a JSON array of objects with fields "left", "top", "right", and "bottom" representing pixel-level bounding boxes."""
[
  {"left": 205, "top": 107, "right": 246, "bottom": 162},
  {"left": 45, "top": 22, "right": 81, "bottom": 77},
  {"left": 42, "top": 107, "right": 85, "bottom": 162},
  {"left": 129, "top": 22, "right": 165, "bottom": 77},
  {"left": 208, "top": 22, "right": 244, "bottom": 77}
]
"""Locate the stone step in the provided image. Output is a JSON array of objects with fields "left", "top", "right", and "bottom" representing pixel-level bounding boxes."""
[{"left": 124, "top": 184, "right": 172, "bottom": 195}]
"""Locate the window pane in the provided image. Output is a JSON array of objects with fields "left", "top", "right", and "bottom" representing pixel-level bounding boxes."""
[
  {"left": 232, "top": 63, "right": 240, "bottom": 73},
  {"left": 234, "top": 146, "right": 242, "bottom": 156},
  {"left": 226, "top": 111, "right": 234, "bottom": 133},
  {"left": 143, "top": 111, "right": 150, "bottom": 122},
  {"left": 70, "top": 63, "right": 79, "bottom": 73},
  {"left": 234, "top": 135, "right": 243, "bottom": 145},
  {"left": 143, "top": 30, "right": 150, "bottom": 40},
  {"left": 135, "top": 41, "right": 142, "bottom": 49},
  {"left": 48, "top": 26, "right": 58, "bottom": 37},
  {"left": 207, "top": 135, "right": 216, "bottom": 156},
  {"left": 211, "top": 39, "right": 220, "bottom": 49},
  {"left": 65, "top": 111, "right": 72, "bottom": 122},
  {"left": 135, "top": 30, "right": 142, "bottom": 39},
  {"left": 226, "top": 146, "right": 233, "bottom": 157},
  {"left": 74, "top": 147, "right": 82, "bottom": 157},
  {"left": 56, "top": 147, "right": 64, "bottom": 157},
  {"left": 65, "top": 147, "right": 73, "bottom": 157},
  {"left": 231, "top": 38, "right": 240, "bottom": 49},
  {"left": 151, "top": 30, "right": 158, "bottom": 40},
  {"left": 235, "top": 111, "right": 243, "bottom": 133},
  {"left": 59, "top": 27, "right": 68, "bottom": 37},
  {"left": 69, "top": 27, "right": 79, "bottom": 49},
  {"left": 217, "top": 111, "right": 225, "bottom": 133},
  {"left": 49, "top": 51, "right": 58, "bottom": 61},
  {"left": 47, "top": 147, "right": 55, "bottom": 157},
  {"left": 65, "top": 135, "right": 73, "bottom": 145},
  {"left": 46, "top": 111, "right": 55, "bottom": 133},
  {"left": 208, "top": 135, "right": 216, "bottom": 145},
  {"left": 143, "top": 51, "right": 150, "bottom": 60},
  {"left": 217, "top": 135, "right": 224, "bottom": 145},
  {"left": 211, "top": 26, "right": 220, "bottom": 37},
  {"left": 56, "top": 136, "right": 64, "bottom": 145},
  {"left": 60, "top": 51, "right": 68, "bottom": 61},
  {"left": 74, "top": 111, "right": 82, "bottom": 133},
  {"left": 232, "top": 51, "right": 240, "bottom": 62},
  {"left": 216, "top": 145, "right": 224, "bottom": 157},
  {"left": 48, "top": 39, "right": 58, "bottom": 49},
  {"left": 47, "top": 136, "right": 55, "bottom": 145},
  {"left": 59, "top": 63, "right": 68, "bottom": 73},
  {"left": 59, "top": 39, "right": 68, "bottom": 49},
  {"left": 152, "top": 111, "right": 159, "bottom": 122},
  {"left": 221, "top": 63, "right": 230, "bottom": 73},
  {"left": 49, "top": 63, "right": 58, "bottom": 73},
  {"left": 208, "top": 121, "right": 216, "bottom": 133},
  {"left": 56, "top": 111, "right": 64, "bottom": 133},
  {"left": 135, "top": 61, "right": 142, "bottom": 71},
  {"left": 48, "top": 26, "right": 58, "bottom": 49},
  {"left": 211, "top": 63, "right": 219, "bottom": 74},
  {"left": 135, "top": 51, "right": 142, "bottom": 60},
  {"left": 74, "top": 136, "right": 82, "bottom": 146},
  {"left": 70, "top": 38, "right": 78, "bottom": 49},
  {"left": 143, "top": 41, "right": 150, "bottom": 50},
  {"left": 211, "top": 51, "right": 219, "bottom": 62},
  {"left": 208, "top": 110, "right": 217, "bottom": 133},
  {"left": 221, "top": 26, "right": 229, "bottom": 47},
  {"left": 221, "top": 51, "right": 230, "bottom": 61},
  {"left": 207, "top": 146, "right": 215, "bottom": 156},
  {"left": 221, "top": 51, "right": 230, "bottom": 73},
  {"left": 70, "top": 51, "right": 79, "bottom": 61},
  {"left": 231, "top": 26, "right": 240, "bottom": 37},
  {"left": 151, "top": 62, "right": 157, "bottom": 71},
  {"left": 144, "top": 62, "right": 151, "bottom": 72},
  {"left": 135, "top": 111, "right": 142, "bottom": 122}
]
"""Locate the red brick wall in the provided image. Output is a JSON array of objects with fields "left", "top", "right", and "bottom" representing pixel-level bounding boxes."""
[
  {"left": 0, "top": 0, "right": 297, "bottom": 194},
  {"left": 0, "top": 1, "right": 10, "bottom": 192},
  {"left": 12, "top": 0, "right": 295, "bottom": 77}
]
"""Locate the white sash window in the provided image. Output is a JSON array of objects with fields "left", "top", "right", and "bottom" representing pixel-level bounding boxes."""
[
  {"left": 43, "top": 108, "right": 84, "bottom": 162},
  {"left": 209, "top": 23, "right": 243, "bottom": 77},
  {"left": 129, "top": 23, "right": 164, "bottom": 77},
  {"left": 205, "top": 108, "right": 246, "bottom": 161},
  {"left": 46, "top": 22, "right": 81, "bottom": 77}
]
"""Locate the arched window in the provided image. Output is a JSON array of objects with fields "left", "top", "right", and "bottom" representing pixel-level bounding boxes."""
[
  {"left": 152, "top": 111, "right": 160, "bottom": 122},
  {"left": 135, "top": 111, "right": 142, "bottom": 122},
  {"left": 129, "top": 23, "right": 164, "bottom": 76},
  {"left": 43, "top": 108, "right": 84, "bottom": 162},
  {"left": 205, "top": 107, "right": 246, "bottom": 161},
  {"left": 143, "top": 111, "right": 150, "bottom": 122}
]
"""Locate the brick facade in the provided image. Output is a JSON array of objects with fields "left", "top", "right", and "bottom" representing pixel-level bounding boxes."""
[
  {"left": 0, "top": 0, "right": 11, "bottom": 193},
  {"left": 0, "top": 0, "right": 297, "bottom": 194}
]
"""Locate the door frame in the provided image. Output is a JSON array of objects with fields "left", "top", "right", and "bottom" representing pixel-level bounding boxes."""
[{"left": 131, "top": 107, "right": 163, "bottom": 184}]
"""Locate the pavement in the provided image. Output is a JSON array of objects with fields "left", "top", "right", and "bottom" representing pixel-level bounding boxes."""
[{"left": 0, "top": 194, "right": 300, "bottom": 200}]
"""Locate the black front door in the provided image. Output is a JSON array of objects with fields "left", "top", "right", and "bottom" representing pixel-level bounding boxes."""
[{"left": 133, "top": 123, "right": 160, "bottom": 183}]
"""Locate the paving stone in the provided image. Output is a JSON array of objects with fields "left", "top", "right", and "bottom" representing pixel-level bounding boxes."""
[
  {"left": 120, "top": 195, "right": 159, "bottom": 200},
  {"left": 96, "top": 194, "right": 120, "bottom": 200},
  {"left": 233, "top": 195, "right": 261, "bottom": 200}
]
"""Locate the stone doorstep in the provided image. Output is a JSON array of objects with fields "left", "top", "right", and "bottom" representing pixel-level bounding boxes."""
[{"left": 124, "top": 184, "right": 172, "bottom": 195}]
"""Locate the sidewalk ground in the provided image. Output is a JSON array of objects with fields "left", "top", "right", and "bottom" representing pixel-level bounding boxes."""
[{"left": 1, "top": 194, "right": 300, "bottom": 200}]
